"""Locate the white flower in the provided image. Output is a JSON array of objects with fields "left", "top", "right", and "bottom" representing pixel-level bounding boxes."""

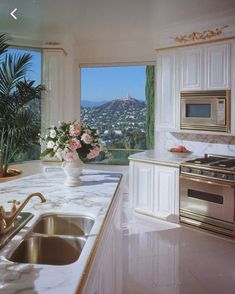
[
  {"left": 81, "top": 133, "right": 92, "bottom": 144},
  {"left": 47, "top": 141, "right": 55, "bottom": 149},
  {"left": 50, "top": 129, "right": 57, "bottom": 139}
]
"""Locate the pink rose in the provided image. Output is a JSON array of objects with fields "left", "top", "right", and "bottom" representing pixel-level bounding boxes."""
[
  {"left": 69, "top": 138, "right": 81, "bottom": 150},
  {"left": 63, "top": 151, "right": 78, "bottom": 162},
  {"left": 87, "top": 149, "right": 99, "bottom": 159},
  {"left": 70, "top": 122, "right": 81, "bottom": 136},
  {"left": 81, "top": 133, "right": 92, "bottom": 144}
]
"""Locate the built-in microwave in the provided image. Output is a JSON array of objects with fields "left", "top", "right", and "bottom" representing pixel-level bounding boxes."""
[{"left": 180, "top": 90, "right": 231, "bottom": 132}]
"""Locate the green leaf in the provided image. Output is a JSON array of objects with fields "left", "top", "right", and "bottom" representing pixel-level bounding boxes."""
[{"left": 40, "top": 149, "right": 52, "bottom": 159}]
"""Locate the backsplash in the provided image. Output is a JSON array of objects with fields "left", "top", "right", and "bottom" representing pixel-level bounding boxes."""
[{"left": 155, "top": 132, "right": 235, "bottom": 157}]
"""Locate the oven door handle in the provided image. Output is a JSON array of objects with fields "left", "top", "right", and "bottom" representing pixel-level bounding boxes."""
[{"left": 180, "top": 174, "right": 235, "bottom": 188}]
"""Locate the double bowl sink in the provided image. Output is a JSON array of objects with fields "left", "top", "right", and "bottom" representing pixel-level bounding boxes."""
[{"left": 8, "top": 214, "right": 95, "bottom": 266}]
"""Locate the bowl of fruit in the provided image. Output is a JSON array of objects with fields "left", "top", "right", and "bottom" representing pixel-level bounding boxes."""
[{"left": 169, "top": 145, "right": 192, "bottom": 154}]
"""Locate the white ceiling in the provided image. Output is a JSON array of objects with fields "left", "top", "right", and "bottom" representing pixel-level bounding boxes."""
[{"left": 0, "top": 0, "right": 235, "bottom": 45}]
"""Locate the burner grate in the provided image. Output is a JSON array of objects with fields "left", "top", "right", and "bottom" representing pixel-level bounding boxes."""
[
  {"left": 211, "top": 159, "right": 235, "bottom": 168},
  {"left": 187, "top": 156, "right": 224, "bottom": 164}
]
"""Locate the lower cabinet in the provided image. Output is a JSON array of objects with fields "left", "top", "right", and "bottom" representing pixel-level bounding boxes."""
[
  {"left": 82, "top": 185, "right": 123, "bottom": 294},
  {"left": 130, "top": 160, "right": 179, "bottom": 221}
]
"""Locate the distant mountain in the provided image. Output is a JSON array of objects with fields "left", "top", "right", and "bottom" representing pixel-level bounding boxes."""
[
  {"left": 81, "top": 100, "right": 108, "bottom": 108},
  {"left": 94, "top": 96, "right": 145, "bottom": 112}
]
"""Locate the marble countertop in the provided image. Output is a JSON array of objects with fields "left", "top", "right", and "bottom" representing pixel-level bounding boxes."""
[
  {"left": 129, "top": 150, "right": 198, "bottom": 167},
  {"left": 0, "top": 168, "right": 122, "bottom": 293}
]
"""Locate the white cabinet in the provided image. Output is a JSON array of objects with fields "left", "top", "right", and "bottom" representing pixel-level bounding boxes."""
[
  {"left": 133, "top": 162, "right": 154, "bottom": 215},
  {"left": 82, "top": 185, "right": 123, "bottom": 294},
  {"left": 156, "top": 51, "right": 178, "bottom": 130},
  {"left": 180, "top": 47, "right": 203, "bottom": 90},
  {"left": 179, "top": 42, "right": 230, "bottom": 91},
  {"left": 153, "top": 165, "right": 179, "bottom": 219},
  {"left": 206, "top": 43, "right": 230, "bottom": 89},
  {"left": 130, "top": 161, "right": 179, "bottom": 220}
]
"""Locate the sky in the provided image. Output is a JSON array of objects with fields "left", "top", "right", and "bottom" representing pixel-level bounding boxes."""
[
  {"left": 2, "top": 48, "right": 41, "bottom": 85},
  {"left": 1, "top": 50, "right": 146, "bottom": 101},
  {"left": 81, "top": 66, "right": 146, "bottom": 102}
]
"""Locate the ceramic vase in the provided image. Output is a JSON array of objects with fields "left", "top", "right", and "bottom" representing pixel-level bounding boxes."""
[{"left": 62, "top": 158, "right": 84, "bottom": 187}]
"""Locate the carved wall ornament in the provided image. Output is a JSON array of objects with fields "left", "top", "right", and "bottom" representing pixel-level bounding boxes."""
[{"left": 173, "top": 25, "right": 229, "bottom": 43}]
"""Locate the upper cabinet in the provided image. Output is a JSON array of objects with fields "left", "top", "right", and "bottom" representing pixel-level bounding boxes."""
[
  {"left": 156, "top": 40, "right": 234, "bottom": 132},
  {"left": 179, "top": 42, "right": 230, "bottom": 91},
  {"left": 180, "top": 47, "right": 203, "bottom": 90},
  {"left": 156, "top": 51, "right": 178, "bottom": 130},
  {"left": 206, "top": 43, "right": 230, "bottom": 90}
]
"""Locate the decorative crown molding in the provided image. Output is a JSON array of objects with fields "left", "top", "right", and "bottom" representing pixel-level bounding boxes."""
[{"left": 173, "top": 25, "right": 229, "bottom": 43}]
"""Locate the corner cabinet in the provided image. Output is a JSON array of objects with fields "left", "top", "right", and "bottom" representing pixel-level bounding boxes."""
[{"left": 129, "top": 161, "right": 179, "bottom": 221}]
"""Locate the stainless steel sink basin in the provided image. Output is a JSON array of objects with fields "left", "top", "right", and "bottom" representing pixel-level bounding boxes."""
[
  {"left": 0, "top": 212, "right": 34, "bottom": 250},
  {"left": 8, "top": 235, "right": 86, "bottom": 265},
  {"left": 32, "top": 214, "right": 95, "bottom": 237}
]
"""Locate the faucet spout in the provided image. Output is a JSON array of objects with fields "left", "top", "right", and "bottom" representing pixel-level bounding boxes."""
[{"left": 6, "top": 192, "right": 46, "bottom": 228}]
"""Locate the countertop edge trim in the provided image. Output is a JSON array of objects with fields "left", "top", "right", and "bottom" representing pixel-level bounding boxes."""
[
  {"left": 76, "top": 174, "right": 123, "bottom": 294},
  {"left": 129, "top": 158, "right": 180, "bottom": 168}
]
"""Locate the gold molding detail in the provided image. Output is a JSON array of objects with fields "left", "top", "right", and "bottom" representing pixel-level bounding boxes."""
[
  {"left": 173, "top": 25, "right": 229, "bottom": 43},
  {"left": 155, "top": 36, "right": 235, "bottom": 52}
]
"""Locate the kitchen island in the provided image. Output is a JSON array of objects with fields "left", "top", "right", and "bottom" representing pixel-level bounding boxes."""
[{"left": 0, "top": 167, "right": 123, "bottom": 293}]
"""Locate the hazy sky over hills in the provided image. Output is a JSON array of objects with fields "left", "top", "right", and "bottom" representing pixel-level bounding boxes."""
[{"left": 81, "top": 66, "right": 146, "bottom": 102}]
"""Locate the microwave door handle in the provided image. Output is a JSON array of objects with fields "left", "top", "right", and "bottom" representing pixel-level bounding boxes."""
[{"left": 180, "top": 175, "right": 234, "bottom": 188}]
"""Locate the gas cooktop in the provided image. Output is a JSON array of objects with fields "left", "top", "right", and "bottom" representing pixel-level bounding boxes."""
[
  {"left": 184, "top": 154, "right": 235, "bottom": 170},
  {"left": 181, "top": 154, "right": 235, "bottom": 182}
]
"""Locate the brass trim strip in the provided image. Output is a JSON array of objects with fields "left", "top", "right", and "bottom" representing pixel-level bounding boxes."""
[
  {"left": 129, "top": 158, "right": 180, "bottom": 168},
  {"left": 155, "top": 36, "right": 235, "bottom": 52},
  {"left": 180, "top": 174, "right": 234, "bottom": 187},
  {"left": 180, "top": 216, "right": 233, "bottom": 237},
  {"left": 76, "top": 175, "right": 123, "bottom": 294},
  {"left": 181, "top": 164, "right": 235, "bottom": 174},
  {"left": 10, "top": 45, "right": 68, "bottom": 55},
  {"left": 180, "top": 90, "right": 229, "bottom": 97}
]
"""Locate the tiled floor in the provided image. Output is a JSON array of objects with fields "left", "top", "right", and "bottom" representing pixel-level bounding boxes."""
[{"left": 121, "top": 192, "right": 235, "bottom": 294}]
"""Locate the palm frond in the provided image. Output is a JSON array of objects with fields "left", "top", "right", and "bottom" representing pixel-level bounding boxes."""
[
  {"left": 0, "top": 34, "right": 9, "bottom": 56},
  {"left": 0, "top": 53, "right": 32, "bottom": 95}
]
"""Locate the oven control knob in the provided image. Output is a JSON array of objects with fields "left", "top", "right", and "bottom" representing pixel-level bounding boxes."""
[
  {"left": 197, "top": 170, "right": 202, "bottom": 175},
  {"left": 221, "top": 174, "right": 227, "bottom": 179}
]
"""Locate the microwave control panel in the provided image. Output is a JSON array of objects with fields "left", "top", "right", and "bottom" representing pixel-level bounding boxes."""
[{"left": 217, "top": 98, "right": 225, "bottom": 125}]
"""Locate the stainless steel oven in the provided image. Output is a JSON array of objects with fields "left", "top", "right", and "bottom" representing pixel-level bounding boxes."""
[
  {"left": 180, "top": 90, "right": 230, "bottom": 132},
  {"left": 180, "top": 154, "right": 235, "bottom": 238}
]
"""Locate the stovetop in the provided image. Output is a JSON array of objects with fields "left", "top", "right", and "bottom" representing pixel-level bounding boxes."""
[
  {"left": 181, "top": 154, "right": 235, "bottom": 182},
  {"left": 183, "top": 154, "right": 235, "bottom": 171}
]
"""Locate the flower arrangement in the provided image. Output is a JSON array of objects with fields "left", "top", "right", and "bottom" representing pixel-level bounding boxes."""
[{"left": 40, "top": 121, "right": 100, "bottom": 162}]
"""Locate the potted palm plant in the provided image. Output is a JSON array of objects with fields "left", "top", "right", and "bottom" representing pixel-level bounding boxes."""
[{"left": 0, "top": 34, "right": 45, "bottom": 177}]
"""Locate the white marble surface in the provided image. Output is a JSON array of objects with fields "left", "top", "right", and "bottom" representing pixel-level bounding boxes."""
[
  {"left": 0, "top": 168, "right": 122, "bottom": 294},
  {"left": 129, "top": 150, "right": 197, "bottom": 167},
  {"left": 156, "top": 131, "right": 235, "bottom": 157}
]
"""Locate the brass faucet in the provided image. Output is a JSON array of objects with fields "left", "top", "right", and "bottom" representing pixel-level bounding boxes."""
[{"left": 0, "top": 192, "right": 46, "bottom": 235}]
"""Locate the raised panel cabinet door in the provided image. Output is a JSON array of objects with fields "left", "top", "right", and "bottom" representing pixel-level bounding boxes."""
[
  {"left": 156, "top": 51, "right": 177, "bottom": 130},
  {"left": 180, "top": 47, "right": 203, "bottom": 90},
  {"left": 133, "top": 162, "right": 154, "bottom": 214},
  {"left": 206, "top": 43, "right": 230, "bottom": 89},
  {"left": 153, "top": 166, "right": 179, "bottom": 219}
]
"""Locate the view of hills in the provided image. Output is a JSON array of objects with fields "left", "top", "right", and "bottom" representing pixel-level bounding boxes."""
[
  {"left": 81, "top": 100, "right": 108, "bottom": 108},
  {"left": 81, "top": 96, "right": 146, "bottom": 150}
]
